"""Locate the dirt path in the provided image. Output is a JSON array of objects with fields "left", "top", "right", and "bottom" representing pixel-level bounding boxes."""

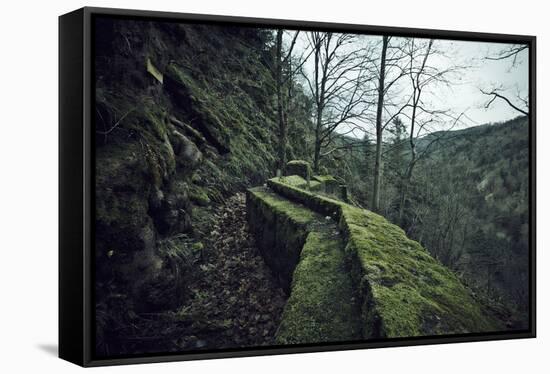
[
  {"left": 178, "top": 192, "right": 288, "bottom": 350},
  {"left": 101, "top": 193, "right": 288, "bottom": 355}
]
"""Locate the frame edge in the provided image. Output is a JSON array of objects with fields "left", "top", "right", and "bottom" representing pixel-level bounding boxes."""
[
  {"left": 66, "top": 6, "right": 537, "bottom": 366},
  {"left": 59, "top": 7, "right": 86, "bottom": 367}
]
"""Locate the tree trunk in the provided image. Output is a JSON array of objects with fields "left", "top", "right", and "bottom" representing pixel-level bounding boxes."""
[
  {"left": 398, "top": 155, "right": 416, "bottom": 225},
  {"left": 371, "top": 36, "right": 389, "bottom": 212},
  {"left": 313, "top": 106, "right": 322, "bottom": 173},
  {"left": 372, "top": 126, "right": 383, "bottom": 212},
  {"left": 313, "top": 143, "right": 321, "bottom": 174},
  {"left": 275, "top": 29, "right": 286, "bottom": 174},
  {"left": 398, "top": 177, "right": 408, "bottom": 225}
]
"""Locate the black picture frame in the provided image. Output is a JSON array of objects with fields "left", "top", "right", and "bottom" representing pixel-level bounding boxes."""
[{"left": 59, "top": 6, "right": 536, "bottom": 367}]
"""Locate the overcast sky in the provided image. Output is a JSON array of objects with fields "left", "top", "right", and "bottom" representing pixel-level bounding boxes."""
[
  {"left": 286, "top": 32, "right": 529, "bottom": 138},
  {"left": 430, "top": 39, "right": 528, "bottom": 125}
]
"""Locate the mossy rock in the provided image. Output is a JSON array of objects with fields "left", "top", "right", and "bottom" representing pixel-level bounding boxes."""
[
  {"left": 312, "top": 175, "right": 337, "bottom": 183},
  {"left": 313, "top": 174, "right": 340, "bottom": 194},
  {"left": 168, "top": 128, "right": 202, "bottom": 171},
  {"left": 188, "top": 185, "right": 211, "bottom": 206},
  {"left": 268, "top": 177, "right": 341, "bottom": 217},
  {"left": 279, "top": 175, "right": 308, "bottom": 188},
  {"left": 286, "top": 160, "right": 312, "bottom": 181},
  {"left": 164, "top": 63, "right": 231, "bottom": 154}
]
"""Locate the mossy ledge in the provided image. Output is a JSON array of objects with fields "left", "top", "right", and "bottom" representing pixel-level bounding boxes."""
[
  {"left": 275, "top": 231, "right": 362, "bottom": 344},
  {"left": 267, "top": 177, "right": 504, "bottom": 338},
  {"left": 246, "top": 187, "right": 362, "bottom": 344}
]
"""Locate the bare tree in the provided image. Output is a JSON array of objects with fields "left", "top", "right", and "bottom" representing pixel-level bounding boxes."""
[
  {"left": 275, "top": 29, "right": 301, "bottom": 174},
  {"left": 370, "top": 36, "right": 410, "bottom": 212},
  {"left": 302, "top": 32, "right": 375, "bottom": 173},
  {"left": 397, "top": 38, "right": 465, "bottom": 224},
  {"left": 371, "top": 36, "right": 389, "bottom": 212}
]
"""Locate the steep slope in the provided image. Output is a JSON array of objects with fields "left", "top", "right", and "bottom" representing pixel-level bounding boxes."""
[{"left": 93, "top": 18, "right": 315, "bottom": 354}]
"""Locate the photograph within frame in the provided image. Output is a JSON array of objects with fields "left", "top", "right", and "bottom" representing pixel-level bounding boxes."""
[{"left": 91, "top": 10, "right": 534, "bottom": 361}]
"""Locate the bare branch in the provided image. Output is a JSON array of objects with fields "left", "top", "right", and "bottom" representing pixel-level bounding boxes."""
[
  {"left": 485, "top": 44, "right": 528, "bottom": 66},
  {"left": 96, "top": 108, "right": 135, "bottom": 135},
  {"left": 480, "top": 88, "right": 529, "bottom": 116}
]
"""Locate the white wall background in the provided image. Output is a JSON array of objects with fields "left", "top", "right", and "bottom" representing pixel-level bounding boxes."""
[{"left": 0, "top": 0, "right": 546, "bottom": 372}]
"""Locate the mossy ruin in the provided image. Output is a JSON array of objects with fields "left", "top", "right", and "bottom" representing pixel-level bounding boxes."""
[
  {"left": 246, "top": 187, "right": 318, "bottom": 290},
  {"left": 247, "top": 187, "right": 362, "bottom": 344},
  {"left": 313, "top": 174, "right": 341, "bottom": 195},
  {"left": 286, "top": 160, "right": 312, "bottom": 181},
  {"left": 278, "top": 175, "right": 322, "bottom": 191},
  {"left": 249, "top": 176, "right": 503, "bottom": 341}
]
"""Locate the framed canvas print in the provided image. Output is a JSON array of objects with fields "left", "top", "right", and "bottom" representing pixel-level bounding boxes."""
[{"left": 59, "top": 6, "right": 536, "bottom": 367}]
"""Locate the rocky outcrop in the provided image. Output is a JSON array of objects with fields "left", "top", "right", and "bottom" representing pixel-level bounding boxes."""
[
  {"left": 93, "top": 20, "right": 318, "bottom": 319},
  {"left": 94, "top": 107, "right": 201, "bottom": 311}
]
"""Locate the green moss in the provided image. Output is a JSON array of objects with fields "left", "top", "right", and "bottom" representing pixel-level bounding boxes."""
[
  {"left": 143, "top": 108, "right": 168, "bottom": 140},
  {"left": 95, "top": 142, "right": 152, "bottom": 226},
  {"left": 268, "top": 177, "right": 342, "bottom": 217},
  {"left": 103, "top": 104, "right": 176, "bottom": 188},
  {"left": 313, "top": 175, "right": 337, "bottom": 183},
  {"left": 165, "top": 63, "right": 197, "bottom": 93},
  {"left": 279, "top": 175, "right": 322, "bottom": 191},
  {"left": 189, "top": 185, "right": 211, "bottom": 206},
  {"left": 279, "top": 175, "right": 307, "bottom": 187},
  {"left": 247, "top": 187, "right": 320, "bottom": 290},
  {"left": 308, "top": 180, "right": 323, "bottom": 192},
  {"left": 248, "top": 187, "right": 362, "bottom": 342},
  {"left": 312, "top": 174, "right": 341, "bottom": 196},
  {"left": 286, "top": 160, "right": 312, "bottom": 180},
  {"left": 249, "top": 188, "right": 318, "bottom": 226},
  {"left": 192, "top": 242, "right": 204, "bottom": 252},
  {"left": 165, "top": 60, "right": 280, "bottom": 197},
  {"left": 276, "top": 231, "right": 362, "bottom": 344}
]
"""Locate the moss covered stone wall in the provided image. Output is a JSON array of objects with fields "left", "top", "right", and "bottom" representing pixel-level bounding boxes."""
[
  {"left": 249, "top": 177, "right": 503, "bottom": 341},
  {"left": 246, "top": 187, "right": 363, "bottom": 344},
  {"left": 246, "top": 187, "right": 317, "bottom": 291}
]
